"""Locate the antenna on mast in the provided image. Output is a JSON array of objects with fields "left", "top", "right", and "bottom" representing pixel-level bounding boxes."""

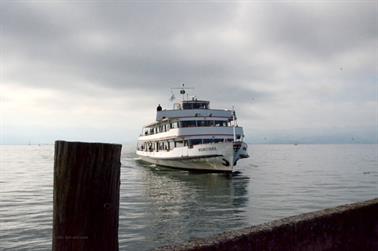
[
  {"left": 171, "top": 83, "right": 194, "bottom": 101},
  {"left": 180, "top": 84, "right": 186, "bottom": 100}
]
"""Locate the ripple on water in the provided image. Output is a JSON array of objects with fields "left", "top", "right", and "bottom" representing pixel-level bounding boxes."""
[{"left": 0, "top": 144, "right": 377, "bottom": 250}]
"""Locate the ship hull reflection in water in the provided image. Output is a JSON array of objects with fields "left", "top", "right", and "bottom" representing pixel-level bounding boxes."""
[
  {"left": 1, "top": 144, "right": 376, "bottom": 251},
  {"left": 120, "top": 157, "right": 249, "bottom": 250}
]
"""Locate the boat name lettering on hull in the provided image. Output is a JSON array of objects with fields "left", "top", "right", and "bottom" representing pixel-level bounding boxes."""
[{"left": 198, "top": 147, "right": 217, "bottom": 152}]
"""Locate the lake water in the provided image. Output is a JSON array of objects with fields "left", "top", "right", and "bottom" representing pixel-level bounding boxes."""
[{"left": 0, "top": 144, "right": 377, "bottom": 250}]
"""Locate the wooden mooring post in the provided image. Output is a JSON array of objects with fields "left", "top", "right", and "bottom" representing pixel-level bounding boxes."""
[{"left": 52, "top": 140, "right": 122, "bottom": 251}]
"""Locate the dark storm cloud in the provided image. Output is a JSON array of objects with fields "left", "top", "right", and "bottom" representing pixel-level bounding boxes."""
[
  {"left": 1, "top": 2, "right": 237, "bottom": 87},
  {"left": 1, "top": 1, "right": 274, "bottom": 103},
  {"left": 1, "top": 2, "right": 67, "bottom": 41},
  {"left": 251, "top": 2, "right": 377, "bottom": 58},
  {"left": 89, "top": 2, "right": 236, "bottom": 37},
  {"left": 1, "top": 1, "right": 376, "bottom": 102}
]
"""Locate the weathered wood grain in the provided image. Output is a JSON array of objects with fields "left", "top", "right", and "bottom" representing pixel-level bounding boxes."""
[{"left": 52, "top": 140, "right": 122, "bottom": 251}]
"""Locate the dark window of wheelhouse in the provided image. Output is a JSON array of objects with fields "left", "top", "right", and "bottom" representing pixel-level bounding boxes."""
[
  {"left": 183, "top": 103, "right": 192, "bottom": 109},
  {"left": 182, "top": 102, "right": 209, "bottom": 110},
  {"left": 193, "top": 102, "right": 208, "bottom": 109},
  {"left": 199, "top": 103, "right": 208, "bottom": 109},
  {"left": 192, "top": 103, "right": 201, "bottom": 109}
]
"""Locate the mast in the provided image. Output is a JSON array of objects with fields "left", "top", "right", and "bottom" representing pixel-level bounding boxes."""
[
  {"left": 232, "top": 106, "right": 236, "bottom": 142},
  {"left": 180, "top": 84, "right": 185, "bottom": 100},
  {"left": 171, "top": 83, "right": 194, "bottom": 101}
]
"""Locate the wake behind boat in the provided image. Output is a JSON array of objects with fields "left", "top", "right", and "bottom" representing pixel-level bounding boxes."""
[{"left": 136, "top": 85, "right": 249, "bottom": 172}]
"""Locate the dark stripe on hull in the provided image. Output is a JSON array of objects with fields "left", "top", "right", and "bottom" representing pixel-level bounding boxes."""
[{"left": 137, "top": 159, "right": 233, "bottom": 173}]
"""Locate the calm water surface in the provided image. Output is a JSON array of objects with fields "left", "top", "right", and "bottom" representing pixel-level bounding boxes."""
[{"left": 0, "top": 144, "right": 377, "bottom": 250}]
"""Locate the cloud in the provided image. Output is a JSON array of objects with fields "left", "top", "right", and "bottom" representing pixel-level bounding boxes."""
[
  {"left": 0, "top": 1, "right": 376, "bottom": 144},
  {"left": 247, "top": 2, "right": 377, "bottom": 57}
]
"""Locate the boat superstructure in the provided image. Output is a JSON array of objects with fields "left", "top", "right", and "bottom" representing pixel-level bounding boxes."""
[{"left": 136, "top": 85, "right": 249, "bottom": 172}]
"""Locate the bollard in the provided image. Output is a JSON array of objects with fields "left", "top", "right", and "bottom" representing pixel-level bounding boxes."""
[{"left": 52, "top": 140, "right": 122, "bottom": 251}]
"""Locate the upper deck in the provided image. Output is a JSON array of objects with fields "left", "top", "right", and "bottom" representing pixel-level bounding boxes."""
[
  {"left": 156, "top": 99, "right": 234, "bottom": 121},
  {"left": 179, "top": 100, "right": 209, "bottom": 110},
  {"left": 156, "top": 109, "right": 233, "bottom": 121}
]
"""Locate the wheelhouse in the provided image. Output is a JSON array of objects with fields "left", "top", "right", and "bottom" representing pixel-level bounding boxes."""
[{"left": 181, "top": 100, "right": 209, "bottom": 110}]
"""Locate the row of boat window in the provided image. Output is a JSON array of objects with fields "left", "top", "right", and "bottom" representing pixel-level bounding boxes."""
[
  {"left": 137, "top": 138, "right": 239, "bottom": 152},
  {"left": 182, "top": 102, "right": 209, "bottom": 110},
  {"left": 144, "top": 120, "right": 230, "bottom": 135}
]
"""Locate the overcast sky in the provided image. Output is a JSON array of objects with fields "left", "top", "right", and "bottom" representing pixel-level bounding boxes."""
[{"left": 1, "top": 1, "right": 377, "bottom": 144}]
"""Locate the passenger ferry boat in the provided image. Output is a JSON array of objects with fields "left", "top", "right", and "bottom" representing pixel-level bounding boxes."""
[{"left": 136, "top": 85, "right": 249, "bottom": 172}]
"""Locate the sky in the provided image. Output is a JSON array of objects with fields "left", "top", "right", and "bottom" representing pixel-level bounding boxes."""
[{"left": 0, "top": 1, "right": 377, "bottom": 144}]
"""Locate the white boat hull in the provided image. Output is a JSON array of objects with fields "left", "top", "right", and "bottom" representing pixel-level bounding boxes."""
[
  {"left": 136, "top": 142, "right": 236, "bottom": 172},
  {"left": 138, "top": 155, "right": 233, "bottom": 172}
]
